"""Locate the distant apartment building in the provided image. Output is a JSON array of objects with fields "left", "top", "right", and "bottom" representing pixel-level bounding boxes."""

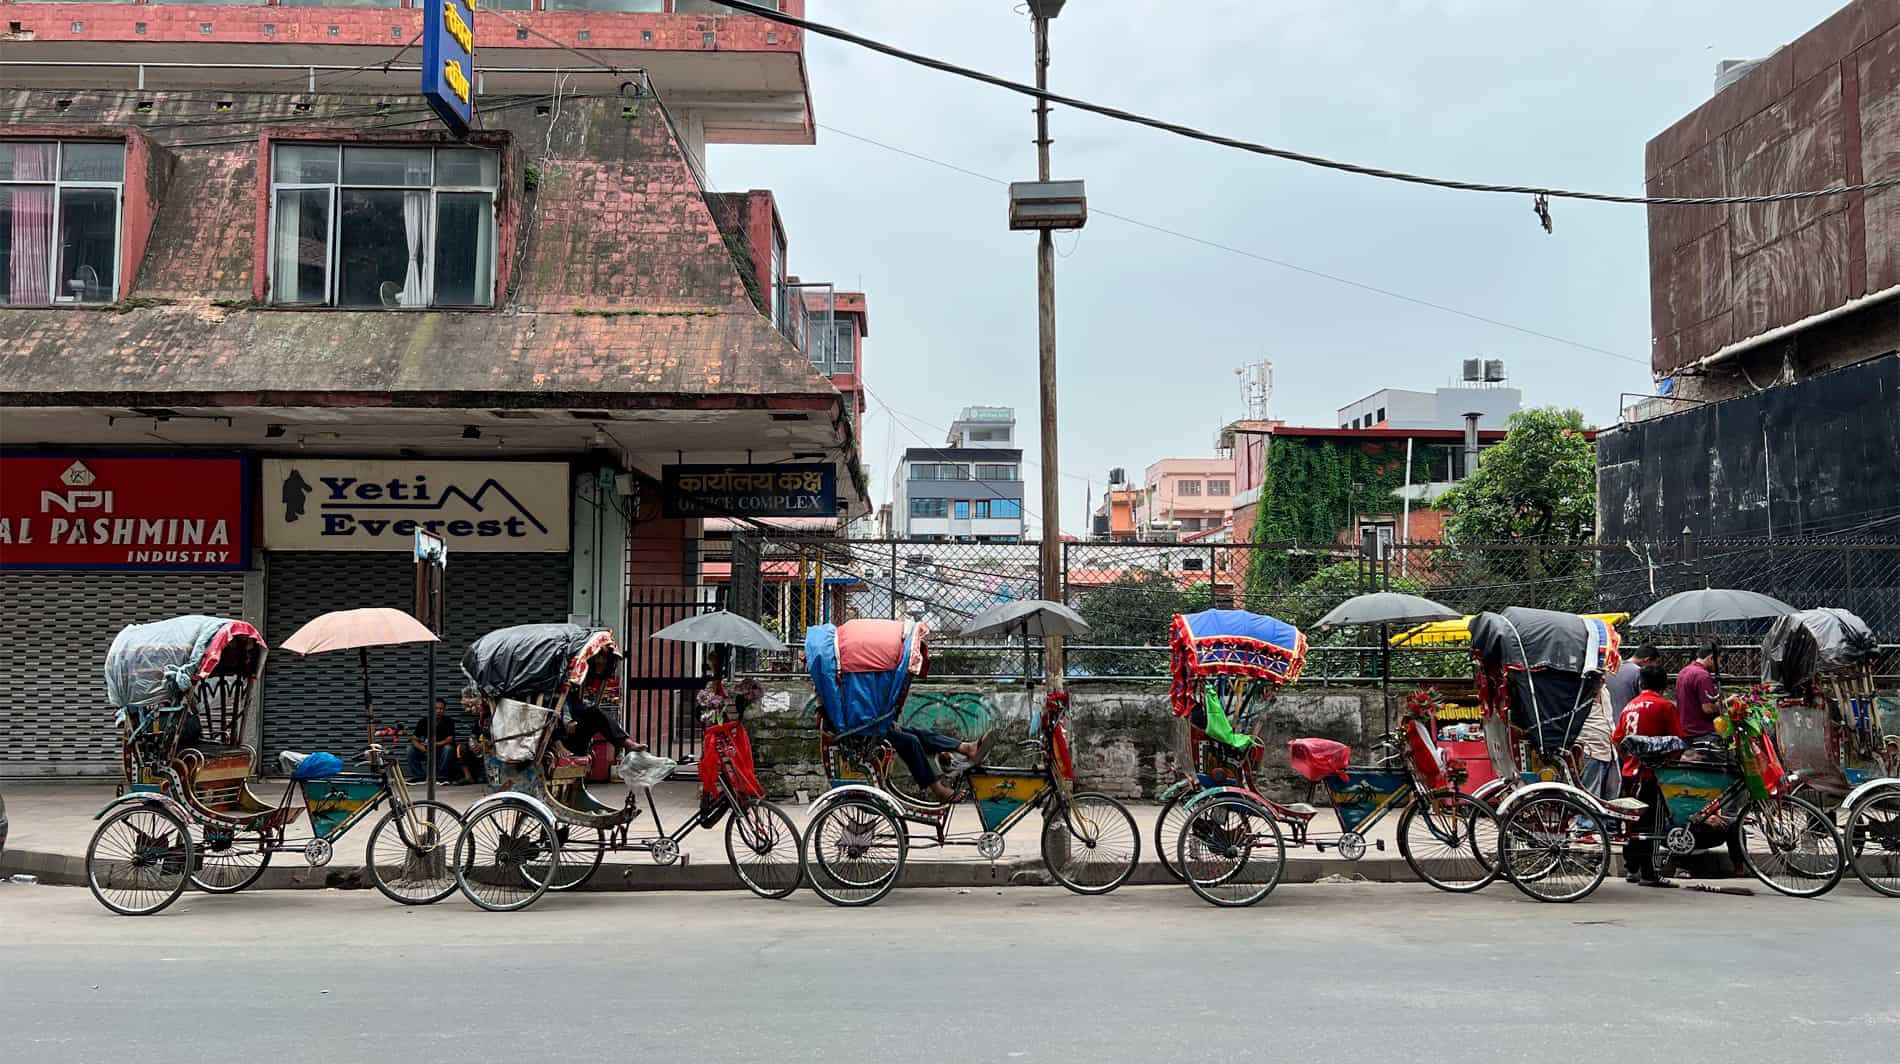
[
  {"left": 889, "top": 407, "right": 1026, "bottom": 542},
  {"left": 1090, "top": 486, "right": 1141, "bottom": 541},
  {"left": 1142, "top": 458, "right": 1234, "bottom": 536},
  {"left": 1336, "top": 363, "right": 1522, "bottom": 432}
]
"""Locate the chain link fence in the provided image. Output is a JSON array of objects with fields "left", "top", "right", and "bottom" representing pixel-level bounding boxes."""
[{"left": 729, "top": 534, "right": 1900, "bottom": 684}]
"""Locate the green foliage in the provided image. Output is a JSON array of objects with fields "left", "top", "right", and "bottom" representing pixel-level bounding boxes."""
[
  {"left": 1245, "top": 436, "right": 1437, "bottom": 593},
  {"left": 1439, "top": 407, "right": 1596, "bottom": 543},
  {"left": 1073, "top": 571, "right": 1187, "bottom": 677},
  {"left": 1248, "top": 561, "right": 1465, "bottom": 680}
]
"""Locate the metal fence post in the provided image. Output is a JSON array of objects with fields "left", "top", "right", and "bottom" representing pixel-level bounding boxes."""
[{"left": 890, "top": 539, "right": 900, "bottom": 619}]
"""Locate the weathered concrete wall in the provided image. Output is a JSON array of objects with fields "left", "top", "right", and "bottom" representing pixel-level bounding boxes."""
[{"left": 747, "top": 681, "right": 1388, "bottom": 802}]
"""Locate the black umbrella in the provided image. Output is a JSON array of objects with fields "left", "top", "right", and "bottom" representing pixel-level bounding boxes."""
[
  {"left": 1314, "top": 592, "right": 1462, "bottom": 734},
  {"left": 957, "top": 599, "right": 1092, "bottom": 687},
  {"left": 649, "top": 610, "right": 789, "bottom": 652},
  {"left": 1629, "top": 589, "right": 1795, "bottom": 629}
]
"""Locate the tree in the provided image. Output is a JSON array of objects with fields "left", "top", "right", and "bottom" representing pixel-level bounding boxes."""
[
  {"left": 1439, "top": 407, "right": 1596, "bottom": 543},
  {"left": 1073, "top": 571, "right": 1186, "bottom": 677},
  {"left": 1260, "top": 561, "right": 1465, "bottom": 679}
]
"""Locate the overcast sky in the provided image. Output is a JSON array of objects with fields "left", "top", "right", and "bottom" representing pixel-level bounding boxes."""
[{"left": 710, "top": 1, "right": 1842, "bottom": 534}]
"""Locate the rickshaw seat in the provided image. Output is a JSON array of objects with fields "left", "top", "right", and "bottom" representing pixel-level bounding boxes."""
[
  {"left": 1280, "top": 802, "right": 1321, "bottom": 819},
  {"left": 1288, "top": 738, "right": 1352, "bottom": 783},
  {"left": 550, "top": 754, "right": 592, "bottom": 781},
  {"left": 1604, "top": 797, "right": 1649, "bottom": 818}
]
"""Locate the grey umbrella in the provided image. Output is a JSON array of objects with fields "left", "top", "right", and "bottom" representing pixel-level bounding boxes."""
[
  {"left": 1313, "top": 592, "right": 1462, "bottom": 734},
  {"left": 1314, "top": 592, "right": 1462, "bottom": 630},
  {"left": 957, "top": 599, "right": 1092, "bottom": 687},
  {"left": 1629, "top": 588, "right": 1796, "bottom": 629},
  {"left": 649, "top": 610, "right": 789, "bottom": 652}
]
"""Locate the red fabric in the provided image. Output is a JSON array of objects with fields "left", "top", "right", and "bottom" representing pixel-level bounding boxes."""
[
  {"left": 1288, "top": 737, "right": 1352, "bottom": 782},
  {"left": 1403, "top": 718, "right": 1451, "bottom": 792},
  {"left": 700, "top": 721, "right": 764, "bottom": 799},
  {"left": 835, "top": 618, "right": 928, "bottom": 675},
  {"left": 1613, "top": 691, "right": 1683, "bottom": 778}
]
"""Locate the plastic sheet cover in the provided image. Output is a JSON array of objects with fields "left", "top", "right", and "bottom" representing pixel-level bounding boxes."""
[
  {"left": 462, "top": 624, "right": 614, "bottom": 700},
  {"left": 104, "top": 615, "right": 262, "bottom": 710}
]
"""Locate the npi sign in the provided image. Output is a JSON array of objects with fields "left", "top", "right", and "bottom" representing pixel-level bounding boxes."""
[{"left": 423, "top": 0, "right": 476, "bottom": 136}]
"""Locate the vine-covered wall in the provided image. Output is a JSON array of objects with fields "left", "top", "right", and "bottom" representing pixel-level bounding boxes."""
[{"left": 1246, "top": 437, "right": 1440, "bottom": 586}]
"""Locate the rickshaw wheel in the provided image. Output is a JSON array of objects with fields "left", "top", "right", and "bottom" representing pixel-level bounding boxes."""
[
  {"left": 1845, "top": 786, "right": 1900, "bottom": 898},
  {"left": 1496, "top": 794, "right": 1608, "bottom": 903},
  {"left": 1397, "top": 790, "right": 1500, "bottom": 893},
  {"left": 725, "top": 800, "right": 803, "bottom": 900},
  {"left": 1042, "top": 793, "right": 1140, "bottom": 896},
  {"left": 189, "top": 825, "right": 273, "bottom": 894},
  {"left": 86, "top": 805, "right": 194, "bottom": 917},
  {"left": 1154, "top": 792, "right": 1192, "bottom": 883},
  {"left": 1736, "top": 793, "right": 1844, "bottom": 898},
  {"left": 803, "top": 795, "right": 906, "bottom": 907},
  {"left": 547, "top": 824, "right": 606, "bottom": 892},
  {"left": 366, "top": 800, "right": 465, "bottom": 906},
  {"left": 454, "top": 800, "right": 557, "bottom": 913},
  {"left": 1177, "top": 794, "right": 1285, "bottom": 907}
]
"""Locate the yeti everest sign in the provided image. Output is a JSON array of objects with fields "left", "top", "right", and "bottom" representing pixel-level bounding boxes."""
[{"left": 264, "top": 460, "right": 570, "bottom": 552}]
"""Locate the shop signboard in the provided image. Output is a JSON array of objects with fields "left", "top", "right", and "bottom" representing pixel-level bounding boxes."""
[
  {"left": 263, "top": 459, "right": 569, "bottom": 552},
  {"left": 661, "top": 463, "right": 837, "bottom": 518},
  {"left": 0, "top": 454, "right": 249, "bottom": 571}
]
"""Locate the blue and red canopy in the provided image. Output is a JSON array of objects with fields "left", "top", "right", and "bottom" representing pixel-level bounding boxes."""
[{"left": 1169, "top": 609, "right": 1307, "bottom": 719}]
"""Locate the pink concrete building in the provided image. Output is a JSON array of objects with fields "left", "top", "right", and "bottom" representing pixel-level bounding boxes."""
[{"left": 1141, "top": 457, "right": 1234, "bottom": 536}]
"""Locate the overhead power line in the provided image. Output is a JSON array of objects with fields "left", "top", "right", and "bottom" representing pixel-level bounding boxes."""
[{"left": 715, "top": 0, "right": 1900, "bottom": 209}]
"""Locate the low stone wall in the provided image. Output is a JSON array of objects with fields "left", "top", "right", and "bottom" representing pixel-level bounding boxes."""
[{"left": 746, "top": 681, "right": 1391, "bottom": 802}]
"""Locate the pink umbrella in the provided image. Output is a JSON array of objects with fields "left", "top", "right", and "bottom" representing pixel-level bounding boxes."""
[{"left": 281, "top": 608, "right": 439, "bottom": 735}]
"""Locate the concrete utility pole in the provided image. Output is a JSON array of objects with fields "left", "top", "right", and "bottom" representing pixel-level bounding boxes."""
[{"left": 1032, "top": 1, "right": 1063, "bottom": 691}]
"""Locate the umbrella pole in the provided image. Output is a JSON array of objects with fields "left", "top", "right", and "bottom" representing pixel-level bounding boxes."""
[
  {"left": 1380, "top": 622, "right": 1392, "bottom": 735},
  {"left": 1022, "top": 621, "right": 1035, "bottom": 695},
  {"left": 359, "top": 647, "right": 373, "bottom": 742}
]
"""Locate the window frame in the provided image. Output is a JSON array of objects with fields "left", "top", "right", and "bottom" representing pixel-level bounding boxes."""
[
  {"left": 973, "top": 463, "right": 1018, "bottom": 482},
  {"left": 909, "top": 497, "right": 948, "bottom": 519},
  {"left": 1, "top": 139, "right": 125, "bottom": 307},
  {"left": 1206, "top": 479, "right": 1231, "bottom": 497},
  {"left": 953, "top": 500, "right": 971, "bottom": 521},
  {"left": 1176, "top": 479, "right": 1203, "bottom": 497},
  {"left": 831, "top": 318, "right": 855, "bottom": 372},
  {"left": 266, "top": 143, "right": 499, "bottom": 309}
]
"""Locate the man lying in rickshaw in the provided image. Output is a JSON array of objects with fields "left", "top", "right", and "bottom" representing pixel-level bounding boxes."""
[{"left": 889, "top": 665, "right": 996, "bottom": 803}]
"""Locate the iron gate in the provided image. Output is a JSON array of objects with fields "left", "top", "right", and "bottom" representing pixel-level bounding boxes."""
[{"left": 625, "top": 586, "right": 720, "bottom": 761}]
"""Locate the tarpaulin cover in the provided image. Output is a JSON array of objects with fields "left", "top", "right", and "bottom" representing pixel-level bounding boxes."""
[
  {"left": 104, "top": 616, "right": 267, "bottom": 710},
  {"left": 806, "top": 620, "right": 920, "bottom": 738},
  {"left": 461, "top": 624, "right": 620, "bottom": 700},
  {"left": 1170, "top": 610, "right": 1307, "bottom": 719},
  {"left": 1469, "top": 608, "right": 1614, "bottom": 756},
  {"left": 1761, "top": 608, "right": 1879, "bottom": 686},
  {"left": 1289, "top": 737, "right": 1351, "bottom": 783}
]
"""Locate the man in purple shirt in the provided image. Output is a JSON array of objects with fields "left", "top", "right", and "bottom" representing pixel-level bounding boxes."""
[{"left": 1675, "top": 643, "right": 1721, "bottom": 738}]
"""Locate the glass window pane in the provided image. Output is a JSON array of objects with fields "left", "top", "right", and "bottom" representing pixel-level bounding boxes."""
[
  {"left": 342, "top": 147, "right": 432, "bottom": 187},
  {"left": 337, "top": 189, "right": 427, "bottom": 308},
  {"left": 434, "top": 149, "right": 498, "bottom": 188},
  {"left": 832, "top": 321, "right": 854, "bottom": 369},
  {"left": 59, "top": 142, "right": 125, "bottom": 182},
  {"left": 0, "top": 142, "right": 57, "bottom": 181},
  {"left": 432, "top": 192, "right": 494, "bottom": 307},
  {"left": 55, "top": 187, "right": 119, "bottom": 302},
  {"left": 271, "top": 188, "right": 331, "bottom": 304},
  {"left": 1, "top": 185, "right": 57, "bottom": 305},
  {"left": 546, "top": 0, "right": 664, "bottom": 11},
  {"left": 274, "top": 144, "right": 339, "bottom": 185}
]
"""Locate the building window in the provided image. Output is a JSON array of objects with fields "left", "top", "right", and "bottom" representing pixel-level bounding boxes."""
[
  {"left": 1375, "top": 407, "right": 1386, "bottom": 424},
  {"left": 770, "top": 227, "right": 788, "bottom": 336},
  {"left": 268, "top": 144, "right": 498, "bottom": 308},
  {"left": 974, "top": 499, "right": 1021, "bottom": 519},
  {"left": 1177, "top": 480, "right": 1203, "bottom": 497},
  {"left": 953, "top": 500, "right": 970, "bottom": 520},
  {"left": 969, "top": 427, "right": 1010, "bottom": 442},
  {"left": 909, "top": 498, "right": 948, "bottom": 519},
  {"left": 1351, "top": 417, "right": 1361, "bottom": 430},
  {"left": 832, "top": 319, "right": 855, "bottom": 372},
  {"left": 910, "top": 463, "right": 969, "bottom": 481},
  {"left": 1, "top": 140, "right": 124, "bottom": 306},
  {"left": 973, "top": 463, "right": 1018, "bottom": 481},
  {"left": 1206, "top": 479, "right": 1231, "bottom": 496}
]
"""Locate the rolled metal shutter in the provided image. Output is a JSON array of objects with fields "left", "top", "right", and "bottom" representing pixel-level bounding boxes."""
[
  {"left": 0, "top": 571, "right": 245, "bottom": 777},
  {"left": 262, "top": 552, "right": 571, "bottom": 761}
]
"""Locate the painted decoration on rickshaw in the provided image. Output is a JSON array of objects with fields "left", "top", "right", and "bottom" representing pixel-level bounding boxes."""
[
  {"left": 301, "top": 776, "right": 385, "bottom": 838},
  {"left": 1169, "top": 610, "right": 1307, "bottom": 719},
  {"left": 1324, "top": 768, "right": 1409, "bottom": 834},
  {"left": 1657, "top": 765, "right": 1732, "bottom": 824},
  {"left": 968, "top": 769, "right": 1048, "bottom": 833}
]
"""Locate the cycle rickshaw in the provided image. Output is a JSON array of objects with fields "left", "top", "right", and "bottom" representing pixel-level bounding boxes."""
[
  {"left": 799, "top": 617, "right": 1140, "bottom": 907},
  {"left": 1480, "top": 607, "right": 1846, "bottom": 902},
  {"left": 87, "top": 615, "right": 464, "bottom": 916},
  {"left": 458, "top": 623, "right": 802, "bottom": 912},
  {"left": 1166, "top": 610, "right": 1503, "bottom": 906},
  {"left": 1763, "top": 607, "right": 1899, "bottom": 897}
]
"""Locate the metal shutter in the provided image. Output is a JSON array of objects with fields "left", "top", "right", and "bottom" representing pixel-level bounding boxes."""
[
  {"left": 262, "top": 552, "right": 571, "bottom": 761},
  {"left": 0, "top": 571, "right": 245, "bottom": 776}
]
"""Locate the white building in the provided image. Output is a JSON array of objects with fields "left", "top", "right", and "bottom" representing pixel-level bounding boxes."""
[{"left": 888, "top": 406, "right": 1026, "bottom": 542}]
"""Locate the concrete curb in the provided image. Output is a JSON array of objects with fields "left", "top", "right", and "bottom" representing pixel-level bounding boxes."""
[{"left": 1, "top": 847, "right": 1747, "bottom": 893}]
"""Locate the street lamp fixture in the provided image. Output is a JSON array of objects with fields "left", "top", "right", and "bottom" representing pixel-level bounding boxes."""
[
  {"left": 1027, "top": 0, "right": 1066, "bottom": 17},
  {"left": 1008, "top": 180, "right": 1088, "bottom": 231}
]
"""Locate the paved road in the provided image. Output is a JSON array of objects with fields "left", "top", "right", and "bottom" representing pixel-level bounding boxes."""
[{"left": 2, "top": 881, "right": 1894, "bottom": 1063}]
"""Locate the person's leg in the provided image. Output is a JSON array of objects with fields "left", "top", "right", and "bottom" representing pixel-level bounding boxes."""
[
  {"left": 404, "top": 746, "right": 426, "bottom": 783},
  {"left": 436, "top": 745, "right": 458, "bottom": 780},
  {"left": 570, "top": 701, "right": 642, "bottom": 752},
  {"left": 886, "top": 728, "right": 938, "bottom": 789}
]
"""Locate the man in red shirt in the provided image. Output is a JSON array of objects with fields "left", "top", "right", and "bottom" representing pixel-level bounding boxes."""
[
  {"left": 1612, "top": 663, "right": 1682, "bottom": 885},
  {"left": 1674, "top": 644, "right": 1721, "bottom": 739}
]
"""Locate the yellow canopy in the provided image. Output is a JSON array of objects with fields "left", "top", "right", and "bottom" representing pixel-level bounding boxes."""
[{"left": 1390, "top": 612, "right": 1630, "bottom": 647}]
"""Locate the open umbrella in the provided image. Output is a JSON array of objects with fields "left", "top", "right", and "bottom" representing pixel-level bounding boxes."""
[
  {"left": 1629, "top": 588, "right": 1795, "bottom": 629},
  {"left": 649, "top": 610, "right": 788, "bottom": 652},
  {"left": 1313, "top": 592, "right": 1462, "bottom": 734},
  {"left": 957, "top": 599, "right": 1092, "bottom": 687},
  {"left": 280, "top": 607, "right": 440, "bottom": 744}
]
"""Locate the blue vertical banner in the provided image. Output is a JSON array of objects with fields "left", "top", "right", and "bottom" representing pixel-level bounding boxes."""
[{"left": 422, "top": 0, "right": 476, "bottom": 135}]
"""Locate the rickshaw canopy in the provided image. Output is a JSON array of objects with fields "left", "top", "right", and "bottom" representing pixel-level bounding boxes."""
[
  {"left": 1468, "top": 607, "right": 1619, "bottom": 755},
  {"left": 1391, "top": 612, "right": 1629, "bottom": 647},
  {"left": 806, "top": 619, "right": 926, "bottom": 738},
  {"left": 104, "top": 616, "right": 267, "bottom": 710},
  {"left": 461, "top": 624, "right": 620, "bottom": 700},
  {"left": 1169, "top": 610, "right": 1307, "bottom": 719},
  {"left": 1761, "top": 607, "right": 1878, "bottom": 685}
]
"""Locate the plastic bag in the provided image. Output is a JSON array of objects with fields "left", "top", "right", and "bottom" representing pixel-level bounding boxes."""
[
  {"left": 617, "top": 750, "right": 679, "bottom": 790},
  {"left": 491, "top": 698, "right": 553, "bottom": 764}
]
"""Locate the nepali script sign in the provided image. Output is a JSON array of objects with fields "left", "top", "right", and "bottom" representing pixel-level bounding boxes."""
[
  {"left": 423, "top": 0, "right": 476, "bottom": 135},
  {"left": 0, "top": 454, "right": 249, "bottom": 571},
  {"left": 662, "top": 464, "right": 838, "bottom": 518}
]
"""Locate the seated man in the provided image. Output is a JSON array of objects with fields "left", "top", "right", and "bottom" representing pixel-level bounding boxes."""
[
  {"left": 554, "top": 690, "right": 646, "bottom": 760},
  {"left": 1611, "top": 663, "right": 1682, "bottom": 886},
  {"left": 454, "top": 693, "right": 491, "bottom": 785},
  {"left": 405, "top": 698, "right": 460, "bottom": 784},
  {"left": 888, "top": 726, "right": 995, "bottom": 803}
]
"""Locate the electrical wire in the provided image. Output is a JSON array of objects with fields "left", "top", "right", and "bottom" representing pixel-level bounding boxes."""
[{"left": 717, "top": 0, "right": 1900, "bottom": 209}]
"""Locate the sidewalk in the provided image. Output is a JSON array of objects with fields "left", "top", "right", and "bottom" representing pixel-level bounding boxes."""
[{"left": 0, "top": 780, "right": 1442, "bottom": 891}]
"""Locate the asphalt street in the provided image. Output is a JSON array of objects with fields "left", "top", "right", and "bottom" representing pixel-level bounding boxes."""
[{"left": 1, "top": 880, "right": 1894, "bottom": 1064}]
